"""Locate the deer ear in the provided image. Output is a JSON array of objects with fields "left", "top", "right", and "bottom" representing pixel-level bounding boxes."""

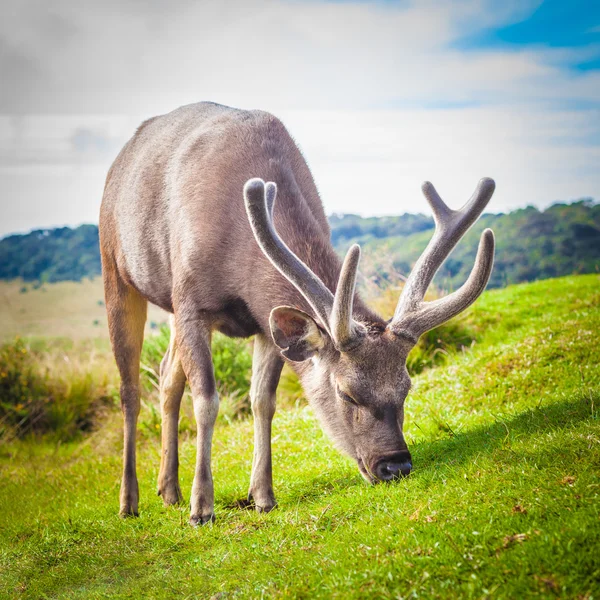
[{"left": 269, "top": 306, "right": 326, "bottom": 362}]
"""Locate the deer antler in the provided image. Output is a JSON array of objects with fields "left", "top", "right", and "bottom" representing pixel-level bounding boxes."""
[
  {"left": 330, "top": 244, "right": 366, "bottom": 350},
  {"left": 244, "top": 178, "right": 365, "bottom": 349},
  {"left": 391, "top": 178, "right": 496, "bottom": 342}
]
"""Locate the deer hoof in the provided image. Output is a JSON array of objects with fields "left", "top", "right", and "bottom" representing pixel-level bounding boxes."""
[
  {"left": 248, "top": 489, "right": 277, "bottom": 513},
  {"left": 256, "top": 502, "right": 277, "bottom": 514},
  {"left": 157, "top": 483, "right": 184, "bottom": 506},
  {"left": 190, "top": 513, "right": 215, "bottom": 526}
]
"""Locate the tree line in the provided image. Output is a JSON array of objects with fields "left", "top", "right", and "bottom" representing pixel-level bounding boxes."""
[{"left": 1, "top": 200, "right": 598, "bottom": 289}]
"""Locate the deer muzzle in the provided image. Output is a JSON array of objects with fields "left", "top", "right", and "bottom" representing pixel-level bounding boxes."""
[{"left": 373, "top": 451, "right": 412, "bottom": 481}]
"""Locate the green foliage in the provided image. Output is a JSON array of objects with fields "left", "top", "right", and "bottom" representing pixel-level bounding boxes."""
[
  {"left": 369, "top": 285, "right": 479, "bottom": 375},
  {"left": 209, "top": 335, "right": 254, "bottom": 402},
  {"left": 406, "top": 317, "right": 477, "bottom": 375},
  {"left": 0, "top": 338, "right": 113, "bottom": 440},
  {"left": 345, "top": 199, "right": 600, "bottom": 291},
  {"left": 0, "top": 224, "right": 101, "bottom": 283},
  {"left": 0, "top": 338, "right": 47, "bottom": 433},
  {"left": 140, "top": 318, "right": 477, "bottom": 416},
  {"left": 329, "top": 212, "right": 433, "bottom": 245},
  {"left": 141, "top": 326, "right": 254, "bottom": 417},
  {"left": 0, "top": 275, "right": 599, "bottom": 598}
]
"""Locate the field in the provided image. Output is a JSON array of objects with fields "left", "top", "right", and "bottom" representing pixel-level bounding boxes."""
[
  {"left": 0, "top": 275, "right": 599, "bottom": 598},
  {"left": 0, "top": 279, "right": 168, "bottom": 340}
]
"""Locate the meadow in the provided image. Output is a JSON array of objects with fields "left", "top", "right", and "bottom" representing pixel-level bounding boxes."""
[{"left": 0, "top": 275, "right": 599, "bottom": 598}]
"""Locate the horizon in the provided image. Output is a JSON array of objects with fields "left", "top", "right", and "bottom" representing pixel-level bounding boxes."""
[
  {"left": 2, "top": 194, "right": 596, "bottom": 240},
  {"left": 0, "top": 0, "right": 599, "bottom": 237}
]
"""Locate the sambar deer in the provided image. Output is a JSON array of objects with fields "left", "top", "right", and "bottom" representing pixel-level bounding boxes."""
[{"left": 100, "top": 102, "right": 495, "bottom": 525}]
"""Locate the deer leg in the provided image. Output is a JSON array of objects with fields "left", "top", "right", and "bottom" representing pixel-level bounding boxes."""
[
  {"left": 248, "top": 334, "right": 283, "bottom": 513},
  {"left": 104, "top": 266, "right": 147, "bottom": 517},
  {"left": 157, "top": 316, "right": 186, "bottom": 506},
  {"left": 174, "top": 314, "right": 219, "bottom": 525}
]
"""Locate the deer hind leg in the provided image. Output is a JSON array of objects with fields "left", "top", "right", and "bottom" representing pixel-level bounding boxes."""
[
  {"left": 173, "top": 312, "right": 219, "bottom": 525},
  {"left": 248, "top": 334, "right": 283, "bottom": 513},
  {"left": 157, "top": 315, "right": 186, "bottom": 506},
  {"left": 104, "top": 268, "right": 147, "bottom": 517}
]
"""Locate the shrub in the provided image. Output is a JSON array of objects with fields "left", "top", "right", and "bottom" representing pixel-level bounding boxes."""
[
  {"left": 0, "top": 338, "right": 114, "bottom": 441},
  {"left": 0, "top": 282, "right": 479, "bottom": 442},
  {"left": 406, "top": 319, "right": 476, "bottom": 374},
  {"left": 141, "top": 326, "right": 255, "bottom": 420},
  {"left": 139, "top": 300, "right": 476, "bottom": 421}
]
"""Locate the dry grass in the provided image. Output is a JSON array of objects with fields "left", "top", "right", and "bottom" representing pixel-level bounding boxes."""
[{"left": 0, "top": 279, "right": 168, "bottom": 341}]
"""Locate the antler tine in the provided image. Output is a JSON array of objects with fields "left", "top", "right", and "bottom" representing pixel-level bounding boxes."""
[
  {"left": 421, "top": 181, "right": 451, "bottom": 224},
  {"left": 392, "top": 178, "right": 496, "bottom": 341},
  {"left": 330, "top": 244, "right": 366, "bottom": 351},
  {"left": 461, "top": 177, "right": 496, "bottom": 223},
  {"left": 265, "top": 181, "right": 276, "bottom": 219},
  {"left": 244, "top": 178, "right": 334, "bottom": 335},
  {"left": 393, "top": 229, "right": 495, "bottom": 339}
]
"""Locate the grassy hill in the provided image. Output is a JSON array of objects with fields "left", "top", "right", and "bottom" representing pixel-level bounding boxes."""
[
  {"left": 0, "top": 225, "right": 101, "bottom": 283},
  {"left": 0, "top": 274, "right": 598, "bottom": 598},
  {"left": 333, "top": 200, "right": 600, "bottom": 291}
]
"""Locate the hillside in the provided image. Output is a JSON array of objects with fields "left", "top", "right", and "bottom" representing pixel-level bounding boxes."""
[
  {"left": 1, "top": 275, "right": 599, "bottom": 598},
  {"left": 332, "top": 199, "right": 600, "bottom": 290},
  {"left": 0, "top": 224, "right": 101, "bottom": 283},
  {"left": 1, "top": 199, "right": 598, "bottom": 289}
]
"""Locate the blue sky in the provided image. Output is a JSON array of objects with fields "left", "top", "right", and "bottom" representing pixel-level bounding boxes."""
[
  {"left": 0, "top": 0, "right": 599, "bottom": 235},
  {"left": 468, "top": 0, "right": 600, "bottom": 54},
  {"left": 459, "top": 0, "right": 600, "bottom": 74}
]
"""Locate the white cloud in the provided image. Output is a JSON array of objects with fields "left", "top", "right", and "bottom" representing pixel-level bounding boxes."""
[
  {"left": 0, "top": 0, "right": 598, "bottom": 235},
  {"left": 288, "top": 106, "right": 600, "bottom": 215},
  {"left": 1, "top": 0, "right": 597, "bottom": 113}
]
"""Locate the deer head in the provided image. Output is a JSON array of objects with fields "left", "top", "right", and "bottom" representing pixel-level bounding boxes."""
[{"left": 244, "top": 177, "right": 495, "bottom": 483}]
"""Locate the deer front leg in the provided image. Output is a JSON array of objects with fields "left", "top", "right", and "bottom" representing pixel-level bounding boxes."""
[
  {"left": 248, "top": 334, "right": 284, "bottom": 513},
  {"left": 157, "top": 317, "right": 186, "bottom": 506},
  {"left": 174, "top": 314, "right": 219, "bottom": 525}
]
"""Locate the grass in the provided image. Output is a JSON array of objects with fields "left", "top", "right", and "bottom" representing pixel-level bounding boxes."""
[
  {"left": 0, "top": 279, "right": 167, "bottom": 340},
  {"left": 0, "top": 276, "right": 470, "bottom": 441},
  {"left": 0, "top": 337, "right": 115, "bottom": 440},
  {"left": 0, "top": 274, "right": 599, "bottom": 598}
]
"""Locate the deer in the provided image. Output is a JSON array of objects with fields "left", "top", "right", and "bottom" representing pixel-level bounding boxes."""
[{"left": 99, "top": 102, "right": 495, "bottom": 525}]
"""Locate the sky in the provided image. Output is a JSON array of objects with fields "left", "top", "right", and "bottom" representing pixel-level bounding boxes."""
[{"left": 0, "top": 0, "right": 599, "bottom": 237}]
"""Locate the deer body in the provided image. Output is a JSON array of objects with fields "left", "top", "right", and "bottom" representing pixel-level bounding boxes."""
[
  {"left": 102, "top": 103, "right": 336, "bottom": 321},
  {"left": 100, "top": 102, "right": 496, "bottom": 524}
]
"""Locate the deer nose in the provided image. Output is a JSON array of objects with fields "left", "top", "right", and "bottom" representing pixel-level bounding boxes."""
[{"left": 374, "top": 453, "right": 412, "bottom": 481}]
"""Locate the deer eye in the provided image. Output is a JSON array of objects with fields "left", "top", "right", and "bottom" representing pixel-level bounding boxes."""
[{"left": 336, "top": 386, "right": 359, "bottom": 406}]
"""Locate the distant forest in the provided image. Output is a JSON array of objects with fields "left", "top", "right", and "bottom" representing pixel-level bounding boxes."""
[
  {"left": 1, "top": 200, "right": 598, "bottom": 290},
  {"left": 330, "top": 199, "right": 600, "bottom": 290},
  {"left": 0, "top": 225, "right": 101, "bottom": 283}
]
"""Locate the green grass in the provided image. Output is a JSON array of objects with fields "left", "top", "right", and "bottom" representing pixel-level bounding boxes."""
[{"left": 1, "top": 275, "right": 599, "bottom": 598}]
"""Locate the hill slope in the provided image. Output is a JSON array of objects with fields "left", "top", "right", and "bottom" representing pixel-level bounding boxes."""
[
  {"left": 1, "top": 199, "right": 598, "bottom": 288},
  {"left": 0, "top": 225, "right": 101, "bottom": 283},
  {"left": 333, "top": 200, "right": 600, "bottom": 289},
  {"left": 1, "top": 275, "right": 598, "bottom": 598}
]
